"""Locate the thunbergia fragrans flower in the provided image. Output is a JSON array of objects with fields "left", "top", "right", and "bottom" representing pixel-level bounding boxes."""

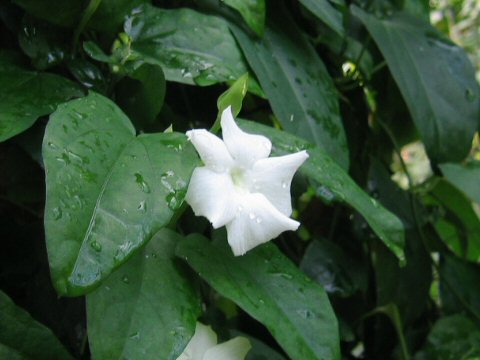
[
  {"left": 185, "top": 106, "right": 309, "bottom": 255},
  {"left": 177, "top": 322, "right": 251, "bottom": 360}
]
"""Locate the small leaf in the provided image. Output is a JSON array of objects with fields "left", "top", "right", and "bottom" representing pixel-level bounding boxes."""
[
  {"left": 0, "top": 53, "right": 83, "bottom": 142},
  {"left": 176, "top": 234, "right": 341, "bottom": 360},
  {"left": 222, "top": 0, "right": 266, "bottom": 36},
  {"left": 0, "top": 290, "right": 73, "bottom": 360},
  {"left": 239, "top": 120, "right": 406, "bottom": 263},
  {"left": 87, "top": 229, "right": 201, "bottom": 360},
  {"left": 217, "top": 73, "right": 249, "bottom": 118},
  {"left": 232, "top": 5, "right": 349, "bottom": 169},
  {"left": 43, "top": 92, "right": 199, "bottom": 295},
  {"left": 124, "top": 4, "right": 249, "bottom": 86},
  {"left": 352, "top": 6, "right": 479, "bottom": 163}
]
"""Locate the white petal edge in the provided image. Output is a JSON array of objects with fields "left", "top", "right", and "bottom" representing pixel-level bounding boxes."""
[
  {"left": 186, "top": 129, "right": 234, "bottom": 173},
  {"left": 226, "top": 193, "right": 300, "bottom": 256},
  {"left": 177, "top": 323, "right": 217, "bottom": 360},
  {"left": 204, "top": 337, "right": 251, "bottom": 360},
  {"left": 185, "top": 167, "right": 238, "bottom": 228},
  {"left": 248, "top": 150, "right": 309, "bottom": 216},
  {"left": 220, "top": 106, "right": 272, "bottom": 167}
]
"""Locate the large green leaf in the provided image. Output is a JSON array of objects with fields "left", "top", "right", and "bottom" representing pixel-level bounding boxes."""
[
  {"left": 0, "top": 53, "right": 83, "bottom": 142},
  {"left": 440, "top": 161, "right": 480, "bottom": 204},
  {"left": 43, "top": 92, "right": 199, "bottom": 296},
  {"left": 176, "top": 234, "right": 340, "bottom": 360},
  {"left": 231, "top": 6, "right": 349, "bottom": 169},
  {"left": 0, "top": 290, "right": 73, "bottom": 360},
  {"left": 125, "top": 4, "right": 249, "bottom": 86},
  {"left": 239, "top": 120, "right": 405, "bottom": 262},
  {"left": 223, "top": 0, "right": 265, "bottom": 36},
  {"left": 352, "top": 6, "right": 479, "bottom": 163},
  {"left": 87, "top": 229, "right": 201, "bottom": 360},
  {"left": 298, "top": 0, "right": 345, "bottom": 36},
  {"left": 414, "top": 315, "right": 480, "bottom": 360}
]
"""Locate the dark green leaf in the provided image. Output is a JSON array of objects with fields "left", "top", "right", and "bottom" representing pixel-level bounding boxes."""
[
  {"left": 116, "top": 63, "right": 166, "bottom": 127},
  {"left": 223, "top": 0, "right": 265, "bottom": 36},
  {"left": 428, "top": 179, "right": 480, "bottom": 262},
  {"left": 239, "top": 120, "right": 405, "bottom": 262},
  {"left": 87, "top": 229, "right": 201, "bottom": 360},
  {"left": 125, "top": 4, "right": 249, "bottom": 86},
  {"left": 439, "top": 254, "right": 480, "bottom": 321},
  {"left": 352, "top": 6, "right": 479, "bottom": 163},
  {"left": 67, "top": 58, "right": 107, "bottom": 93},
  {"left": 232, "top": 6, "right": 349, "bottom": 170},
  {"left": 298, "top": 0, "right": 345, "bottom": 36},
  {"left": 300, "top": 238, "right": 367, "bottom": 297},
  {"left": 0, "top": 290, "right": 73, "bottom": 360},
  {"left": 0, "top": 54, "right": 84, "bottom": 142},
  {"left": 18, "top": 15, "right": 68, "bottom": 70},
  {"left": 440, "top": 161, "right": 480, "bottom": 204},
  {"left": 414, "top": 315, "right": 480, "bottom": 360},
  {"left": 176, "top": 234, "right": 340, "bottom": 360},
  {"left": 83, "top": 41, "right": 112, "bottom": 63},
  {"left": 43, "top": 92, "right": 199, "bottom": 295}
]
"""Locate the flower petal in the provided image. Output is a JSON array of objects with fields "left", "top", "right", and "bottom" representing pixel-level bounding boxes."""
[
  {"left": 204, "top": 337, "right": 251, "bottom": 360},
  {"left": 187, "top": 129, "right": 233, "bottom": 173},
  {"left": 220, "top": 106, "right": 271, "bottom": 167},
  {"left": 226, "top": 193, "right": 300, "bottom": 256},
  {"left": 248, "top": 150, "right": 309, "bottom": 216},
  {"left": 177, "top": 323, "right": 217, "bottom": 360},
  {"left": 185, "top": 167, "right": 237, "bottom": 228}
]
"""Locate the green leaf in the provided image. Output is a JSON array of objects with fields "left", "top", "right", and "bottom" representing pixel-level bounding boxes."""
[
  {"left": 428, "top": 179, "right": 480, "bottom": 262},
  {"left": 87, "top": 229, "right": 201, "bottom": 360},
  {"left": 298, "top": 0, "right": 345, "bottom": 36},
  {"left": 439, "top": 254, "right": 480, "bottom": 321},
  {"left": 0, "top": 290, "right": 73, "bottom": 360},
  {"left": 124, "top": 4, "right": 249, "bottom": 86},
  {"left": 67, "top": 58, "right": 108, "bottom": 93},
  {"left": 351, "top": 6, "right": 479, "bottom": 163},
  {"left": 223, "top": 0, "right": 266, "bottom": 36},
  {"left": 0, "top": 54, "right": 83, "bottom": 142},
  {"left": 176, "top": 234, "right": 340, "bottom": 360},
  {"left": 239, "top": 120, "right": 405, "bottom": 263},
  {"left": 115, "top": 63, "right": 166, "bottom": 127},
  {"left": 440, "top": 161, "right": 480, "bottom": 204},
  {"left": 43, "top": 92, "right": 199, "bottom": 296},
  {"left": 217, "top": 73, "right": 249, "bottom": 117},
  {"left": 232, "top": 5, "right": 349, "bottom": 170},
  {"left": 414, "top": 315, "right": 480, "bottom": 360}
]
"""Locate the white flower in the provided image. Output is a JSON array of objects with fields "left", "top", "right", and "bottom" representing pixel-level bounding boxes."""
[
  {"left": 177, "top": 322, "right": 251, "bottom": 360},
  {"left": 185, "top": 106, "right": 309, "bottom": 255}
]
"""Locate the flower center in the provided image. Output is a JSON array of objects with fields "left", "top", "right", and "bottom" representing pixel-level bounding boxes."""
[{"left": 230, "top": 167, "right": 247, "bottom": 189}]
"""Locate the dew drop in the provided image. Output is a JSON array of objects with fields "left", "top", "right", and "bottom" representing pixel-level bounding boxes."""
[
  {"left": 256, "top": 217, "right": 263, "bottom": 224},
  {"left": 134, "top": 173, "right": 151, "bottom": 193},
  {"left": 52, "top": 207, "right": 62, "bottom": 220},
  {"left": 137, "top": 200, "right": 147, "bottom": 213},
  {"left": 465, "top": 88, "right": 476, "bottom": 102},
  {"left": 249, "top": 212, "right": 256, "bottom": 220},
  {"left": 237, "top": 205, "right": 243, "bottom": 212},
  {"left": 129, "top": 332, "right": 140, "bottom": 340},
  {"left": 90, "top": 241, "right": 102, "bottom": 252},
  {"left": 122, "top": 275, "right": 130, "bottom": 284},
  {"left": 281, "top": 181, "right": 288, "bottom": 189}
]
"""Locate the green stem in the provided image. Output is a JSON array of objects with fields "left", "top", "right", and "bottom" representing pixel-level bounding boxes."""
[{"left": 72, "top": 0, "right": 102, "bottom": 53}]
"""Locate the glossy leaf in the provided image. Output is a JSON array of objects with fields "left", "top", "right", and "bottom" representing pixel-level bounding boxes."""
[
  {"left": 223, "top": 0, "right": 266, "bottom": 36},
  {"left": 0, "top": 54, "right": 83, "bottom": 142},
  {"left": 414, "top": 315, "right": 480, "bottom": 360},
  {"left": 43, "top": 92, "right": 199, "bottom": 295},
  {"left": 352, "top": 6, "right": 479, "bottom": 163},
  {"left": 0, "top": 290, "right": 73, "bottom": 360},
  {"left": 298, "top": 0, "right": 345, "bottom": 36},
  {"left": 87, "top": 229, "right": 201, "bottom": 360},
  {"left": 440, "top": 161, "right": 480, "bottom": 204},
  {"left": 217, "top": 73, "right": 249, "bottom": 118},
  {"left": 124, "top": 4, "right": 249, "bottom": 86},
  {"left": 239, "top": 120, "right": 405, "bottom": 263},
  {"left": 232, "top": 6, "right": 349, "bottom": 170},
  {"left": 177, "top": 234, "right": 340, "bottom": 360}
]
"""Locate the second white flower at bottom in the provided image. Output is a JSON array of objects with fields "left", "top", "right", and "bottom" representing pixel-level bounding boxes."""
[{"left": 185, "top": 106, "right": 309, "bottom": 256}]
